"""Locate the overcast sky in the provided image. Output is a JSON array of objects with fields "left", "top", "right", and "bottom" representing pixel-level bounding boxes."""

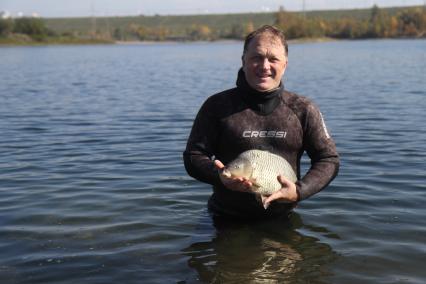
[{"left": 1, "top": 0, "right": 424, "bottom": 18}]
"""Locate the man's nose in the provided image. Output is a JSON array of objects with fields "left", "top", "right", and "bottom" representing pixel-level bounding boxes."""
[{"left": 260, "top": 58, "right": 271, "bottom": 70}]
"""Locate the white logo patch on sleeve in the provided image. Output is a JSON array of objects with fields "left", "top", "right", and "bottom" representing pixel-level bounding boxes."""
[{"left": 319, "top": 112, "right": 331, "bottom": 139}]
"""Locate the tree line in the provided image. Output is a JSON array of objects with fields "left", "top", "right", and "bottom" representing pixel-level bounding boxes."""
[
  {"left": 0, "top": 17, "right": 53, "bottom": 41},
  {"left": 115, "top": 22, "right": 256, "bottom": 41},
  {"left": 1, "top": 5, "right": 425, "bottom": 44},
  {"left": 122, "top": 6, "right": 426, "bottom": 41},
  {"left": 275, "top": 5, "right": 426, "bottom": 39},
  {"left": 0, "top": 17, "right": 113, "bottom": 43}
]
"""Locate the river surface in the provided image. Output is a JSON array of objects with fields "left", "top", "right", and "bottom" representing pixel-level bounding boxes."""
[{"left": 0, "top": 39, "right": 425, "bottom": 283}]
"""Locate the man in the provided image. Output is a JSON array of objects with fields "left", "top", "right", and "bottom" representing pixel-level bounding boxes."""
[{"left": 183, "top": 25, "right": 339, "bottom": 219}]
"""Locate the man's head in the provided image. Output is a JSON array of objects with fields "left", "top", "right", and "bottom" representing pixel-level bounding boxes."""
[{"left": 242, "top": 25, "right": 288, "bottom": 92}]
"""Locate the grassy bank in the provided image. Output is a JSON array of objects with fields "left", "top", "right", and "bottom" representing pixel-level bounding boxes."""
[{"left": 0, "top": 34, "right": 113, "bottom": 46}]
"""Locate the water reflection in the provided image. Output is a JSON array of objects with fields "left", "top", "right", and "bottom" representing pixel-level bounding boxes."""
[{"left": 182, "top": 212, "right": 338, "bottom": 283}]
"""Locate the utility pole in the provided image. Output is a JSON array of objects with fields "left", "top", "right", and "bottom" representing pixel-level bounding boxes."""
[
  {"left": 105, "top": 14, "right": 111, "bottom": 39},
  {"left": 91, "top": 1, "right": 97, "bottom": 38},
  {"left": 302, "top": 0, "right": 306, "bottom": 19}
]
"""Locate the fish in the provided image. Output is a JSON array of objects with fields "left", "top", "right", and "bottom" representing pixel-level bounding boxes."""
[{"left": 220, "top": 149, "right": 297, "bottom": 208}]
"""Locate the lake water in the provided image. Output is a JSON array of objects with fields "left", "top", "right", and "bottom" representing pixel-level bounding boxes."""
[{"left": 0, "top": 39, "right": 425, "bottom": 283}]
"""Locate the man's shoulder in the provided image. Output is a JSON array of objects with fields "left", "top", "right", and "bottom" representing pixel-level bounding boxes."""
[
  {"left": 281, "top": 90, "right": 324, "bottom": 128},
  {"left": 282, "top": 90, "right": 316, "bottom": 111},
  {"left": 207, "top": 87, "right": 239, "bottom": 102},
  {"left": 201, "top": 87, "right": 239, "bottom": 109}
]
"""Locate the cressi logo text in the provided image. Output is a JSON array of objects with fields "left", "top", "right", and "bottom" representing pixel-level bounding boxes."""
[{"left": 242, "top": 131, "right": 287, "bottom": 138}]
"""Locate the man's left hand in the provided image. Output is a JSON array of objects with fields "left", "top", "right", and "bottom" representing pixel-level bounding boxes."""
[{"left": 262, "top": 175, "right": 298, "bottom": 209}]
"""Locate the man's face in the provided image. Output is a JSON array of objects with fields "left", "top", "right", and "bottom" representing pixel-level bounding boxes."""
[{"left": 242, "top": 35, "right": 288, "bottom": 92}]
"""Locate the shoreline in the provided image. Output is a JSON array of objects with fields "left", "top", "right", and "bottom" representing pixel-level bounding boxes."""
[{"left": 1, "top": 36, "right": 424, "bottom": 47}]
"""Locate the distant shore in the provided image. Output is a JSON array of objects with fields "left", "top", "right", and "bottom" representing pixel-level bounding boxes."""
[
  {"left": 1, "top": 35, "right": 424, "bottom": 47},
  {"left": 0, "top": 34, "right": 114, "bottom": 46},
  {"left": 0, "top": 36, "right": 356, "bottom": 47}
]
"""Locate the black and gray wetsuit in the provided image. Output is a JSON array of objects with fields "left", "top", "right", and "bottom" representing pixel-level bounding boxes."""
[{"left": 184, "top": 69, "right": 339, "bottom": 219}]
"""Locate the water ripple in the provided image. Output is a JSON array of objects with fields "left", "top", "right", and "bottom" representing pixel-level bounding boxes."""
[{"left": 0, "top": 40, "right": 425, "bottom": 283}]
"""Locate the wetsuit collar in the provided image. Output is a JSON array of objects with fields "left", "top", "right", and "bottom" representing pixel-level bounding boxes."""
[{"left": 236, "top": 68, "right": 283, "bottom": 115}]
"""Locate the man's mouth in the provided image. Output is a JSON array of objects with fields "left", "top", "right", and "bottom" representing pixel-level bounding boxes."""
[{"left": 256, "top": 73, "right": 272, "bottom": 79}]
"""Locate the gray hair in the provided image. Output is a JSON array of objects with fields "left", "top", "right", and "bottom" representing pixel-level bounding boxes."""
[{"left": 243, "top": 25, "right": 288, "bottom": 56}]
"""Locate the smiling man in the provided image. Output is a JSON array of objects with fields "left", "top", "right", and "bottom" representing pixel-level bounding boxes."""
[
  {"left": 184, "top": 25, "right": 339, "bottom": 220},
  {"left": 242, "top": 30, "right": 287, "bottom": 92}
]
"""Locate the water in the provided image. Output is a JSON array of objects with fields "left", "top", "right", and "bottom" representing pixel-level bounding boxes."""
[{"left": 0, "top": 39, "right": 425, "bottom": 283}]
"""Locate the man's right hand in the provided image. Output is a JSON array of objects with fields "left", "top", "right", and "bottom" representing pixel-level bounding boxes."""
[{"left": 214, "top": 160, "right": 253, "bottom": 192}]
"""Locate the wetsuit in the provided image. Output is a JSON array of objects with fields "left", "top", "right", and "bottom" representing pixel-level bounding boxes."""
[{"left": 184, "top": 69, "right": 339, "bottom": 219}]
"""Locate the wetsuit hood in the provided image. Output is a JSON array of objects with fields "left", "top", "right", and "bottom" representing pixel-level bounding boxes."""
[{"left": 236, "top": 68, "right": 283, "bottom": 115}]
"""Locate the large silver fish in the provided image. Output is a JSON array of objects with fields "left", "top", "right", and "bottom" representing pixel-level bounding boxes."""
[{"left": 220, "top": 149, "right": 297, "bottom": 199}]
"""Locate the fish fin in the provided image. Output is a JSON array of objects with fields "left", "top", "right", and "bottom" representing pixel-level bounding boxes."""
[{"left": 260, "top": 195, "right": 269, "bottom": 210}]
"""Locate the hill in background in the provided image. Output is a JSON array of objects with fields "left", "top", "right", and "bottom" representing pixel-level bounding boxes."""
[{"left": 1, "top": 5, "right": 425, "bottom": 44}]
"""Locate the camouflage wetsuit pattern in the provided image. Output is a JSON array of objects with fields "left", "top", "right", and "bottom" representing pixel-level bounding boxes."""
[{"left": 184, "top": 70, "right": 339, "bottom": 218}]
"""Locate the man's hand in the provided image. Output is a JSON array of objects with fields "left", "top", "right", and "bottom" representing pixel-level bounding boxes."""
[
  {"left": 262, "top": 175, "right": 298, "bottom": 209},
  {"left": 214, "top": 160, "right": 252, "bottom": 192}
]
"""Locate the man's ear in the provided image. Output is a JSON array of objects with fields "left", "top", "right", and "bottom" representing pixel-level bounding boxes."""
[{"left": 241, "top": 55, "right": 246, "bottom": 70}]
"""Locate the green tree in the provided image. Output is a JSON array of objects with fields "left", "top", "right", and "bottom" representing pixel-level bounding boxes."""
[
  {"left": 113, "top": 27, "right": 124, "bottom": 40},
  {"left": 0, "top": 19, "right": 13, "bottom": 36},
  {"left": 13, "top": 17, "right": 49, "bottom": 40},
  {"left": 14, "top": 17, "right": 46, "bottom": 35},
  {"left": 367, "top": 5, "right": 390, "bottom": 38}
]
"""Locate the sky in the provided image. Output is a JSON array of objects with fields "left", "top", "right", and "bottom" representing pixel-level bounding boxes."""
[{"left": 1, "top": 0, "right": 424, "bottom": 18}]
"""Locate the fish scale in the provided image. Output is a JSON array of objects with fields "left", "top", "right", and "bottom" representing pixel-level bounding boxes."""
[{"left": 224, "top": 149, "right": 297, "bottom": 196}]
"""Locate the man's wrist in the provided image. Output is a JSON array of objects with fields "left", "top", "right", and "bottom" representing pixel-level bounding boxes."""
[{"left": 295, "top": 184, "right": 301, "bottom": 202}]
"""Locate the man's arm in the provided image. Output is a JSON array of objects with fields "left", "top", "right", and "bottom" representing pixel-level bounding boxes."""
[
  {"left": 296, "top": 103, "right": 340, "bottom": 200},
  {"left": 264, "top": 99, "right": 339, "bottom": 206},
  {"left": 183, "top": 98, "right": 222, "bottom": 186}
]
